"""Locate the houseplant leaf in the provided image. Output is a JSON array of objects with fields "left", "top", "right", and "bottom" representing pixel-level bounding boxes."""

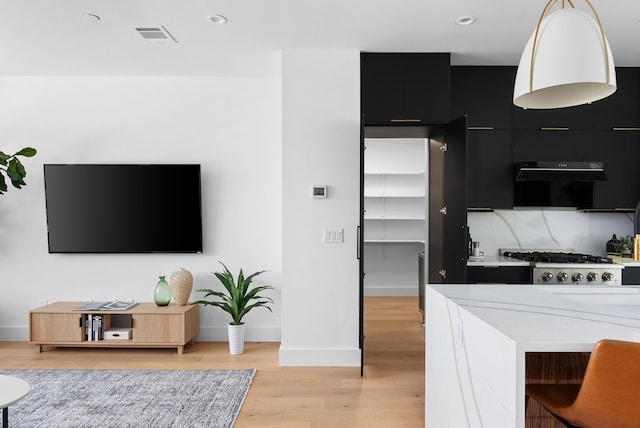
[
  {"left": 0, "top": 147, "right": 37, "bottom": 195},
  {"left": 194, "top": 261, "right": 274, "bottom": 326}
]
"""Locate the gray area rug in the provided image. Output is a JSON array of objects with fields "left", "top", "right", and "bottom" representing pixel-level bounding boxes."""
[{"left": 1, "top": 368, "right": 255, "bottom": 428}]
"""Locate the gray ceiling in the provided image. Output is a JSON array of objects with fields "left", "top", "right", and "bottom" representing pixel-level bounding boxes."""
[{"left": 1, "top": 0, "right": 639, "bottom": 76}]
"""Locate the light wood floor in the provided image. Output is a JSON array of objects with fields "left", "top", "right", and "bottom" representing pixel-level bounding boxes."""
[{"left": 0, "top": 296, "right": 425, "bottom": 428}]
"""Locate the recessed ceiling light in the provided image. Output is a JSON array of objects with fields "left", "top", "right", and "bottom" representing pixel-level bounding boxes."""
[
  {"left": 208, "top": 15, "right": 228, "bottom": 24},
  {"left": 455, "top": 16, "right": 476, "bottom": 26}
]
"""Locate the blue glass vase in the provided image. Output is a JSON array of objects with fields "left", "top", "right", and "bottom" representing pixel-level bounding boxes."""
[{"left": 154, "top": 275, "right": 171, "bottom": 306}]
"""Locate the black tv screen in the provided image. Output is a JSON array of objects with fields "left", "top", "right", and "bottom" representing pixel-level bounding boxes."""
[{"left": 44, "top": 164, "right": 203, "bottom": 253}]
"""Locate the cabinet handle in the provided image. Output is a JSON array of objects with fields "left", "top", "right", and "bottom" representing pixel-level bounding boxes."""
[
  {"left": 79, "top": 317, "right": 83, "bottom": 328},
  {"left": 540, "top": 127, "right": 570, "bottom": 131},
  {"left": 612, "top": 127, "right": 640, "bottom": 131},
  {"left": 390, "top": 119, "right": 422, "bottom": 123},
  {"left": 468, "top": 127, "right": 495, "bottom": 130}
]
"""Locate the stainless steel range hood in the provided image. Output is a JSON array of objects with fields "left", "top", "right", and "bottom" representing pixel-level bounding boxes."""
[{"left": 514, "top": 161, "right": 607, "bottom": 182}]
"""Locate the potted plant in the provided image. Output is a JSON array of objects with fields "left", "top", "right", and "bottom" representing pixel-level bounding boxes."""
[
  {"left": 194, "top": 262, "right": 274, "bottom": 354},
  {"left": 0, "top": 147, "right": 37, "bottom": 195},
  {"left": 614, "top": 235, "right": 634, "bottom": 257}
]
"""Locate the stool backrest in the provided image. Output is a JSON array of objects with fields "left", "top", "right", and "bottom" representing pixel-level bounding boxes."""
[{"left": 571, "top": 339, "right": 640, "bottom": 428}]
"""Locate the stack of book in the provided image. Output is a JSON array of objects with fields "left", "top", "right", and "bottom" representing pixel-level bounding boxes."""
[
  {"left": 73, "top": 301, "right": 138, "bottom": 341},
  {"left": 86, "top": 314, "right": 111, "bottom": 341}
]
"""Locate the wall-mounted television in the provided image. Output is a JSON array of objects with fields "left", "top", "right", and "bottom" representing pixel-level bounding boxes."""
[{"left": 44, "top": 164, "right": 203, "bottom": 253}]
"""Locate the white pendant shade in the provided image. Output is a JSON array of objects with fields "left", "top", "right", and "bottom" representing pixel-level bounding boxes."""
[{"left": 514, "top": 7, "right": 616, "bottom": 109}]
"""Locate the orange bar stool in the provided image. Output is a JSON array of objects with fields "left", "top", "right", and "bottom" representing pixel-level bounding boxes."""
[{"left": 526, "top": 339, "right": 640, "bottom": 428}]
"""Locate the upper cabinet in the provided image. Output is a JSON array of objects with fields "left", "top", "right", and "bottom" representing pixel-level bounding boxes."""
[
  {"left": 361, "top": 56, "right": 640, "bottom": 211},
  {"left": 512, "top": 68, "right": 638, "bottom": 130},
  {"left": 591, "top": 130, "right": 640, "bottom": 210},
  {"left": 361, "top": 53, "right": 451, "bottom": 125},
  {"left": 451, "top": 66, "right": 516, "bottom": 129},
  {"left": 512, "top": 103, "right": 594, "bottom": 130},
  {"left": 452, "top": 67, "right": 515, "bottom": 209},
  {"left": 593, "top": 68, "right": 640, "bottom": 130},
  {"left": 466, "top": 130, "right": 513, "bottom": 210}
]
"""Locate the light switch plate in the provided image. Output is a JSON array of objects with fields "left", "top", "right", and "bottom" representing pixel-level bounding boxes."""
[{"left": 323, "top": 228, "right": 343, "bottom": 243}]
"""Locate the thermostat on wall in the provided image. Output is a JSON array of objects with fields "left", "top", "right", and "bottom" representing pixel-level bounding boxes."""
[{"left": 313, "top": 185, "right": 327, "bottom": 199}]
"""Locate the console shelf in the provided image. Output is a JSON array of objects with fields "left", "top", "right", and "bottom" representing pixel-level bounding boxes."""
[{"left": 29, "top": 302, "right": 199, "bottom": 354}]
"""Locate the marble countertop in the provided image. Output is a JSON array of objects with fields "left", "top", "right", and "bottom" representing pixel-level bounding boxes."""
[
  {"left": 609, "top": 256, "right": 640, "bottom": 266},
  {"left": 428, "top": 284, "right": 640, "bottom": 352},
  {"left": 467, "top": 255, "right": 531, "bottom": 267}
]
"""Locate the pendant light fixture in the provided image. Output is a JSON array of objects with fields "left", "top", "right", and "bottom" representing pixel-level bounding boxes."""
[{"left": 513, "top": 0, "right": 616, "bottom": 109}]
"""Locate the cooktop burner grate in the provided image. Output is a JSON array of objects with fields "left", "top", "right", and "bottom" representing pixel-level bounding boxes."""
[{"left": 503, "top": 251, "right": 613, "bottom": 264}]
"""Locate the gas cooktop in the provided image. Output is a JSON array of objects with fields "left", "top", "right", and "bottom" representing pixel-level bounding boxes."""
[
  {"left": 502, "top": 251, "right": 613, "bottom": 265},
  {"left": 501, "top": 250, "right": 623, "bottom": 285}
]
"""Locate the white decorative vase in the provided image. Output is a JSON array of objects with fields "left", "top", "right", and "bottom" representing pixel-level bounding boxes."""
[
  {"left": 169, "top": 267, "right": 193, "bottom": 306},
  {"left": 227, "top": 323, "right": 246, "bottom": 355}
]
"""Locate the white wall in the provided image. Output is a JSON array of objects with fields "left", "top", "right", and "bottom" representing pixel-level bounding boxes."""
[
  {"left": 280, "top": 50, "right": 361, "bottom": 366},
  {"left": 363, "top": 243, "right": 423, "bottom": 295},
  {"left": 468, "top": 209, "right": 634, "bottom": 256},
  {"left": 0, "top": 51, "right": 364, "bottom": 368},
  {"left": 0, "top": 75, "right": 283, "bottom": 342}
]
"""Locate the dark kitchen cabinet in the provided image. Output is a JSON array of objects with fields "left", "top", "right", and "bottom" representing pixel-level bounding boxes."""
[
  {"left": 451, "top": 66, "right": 516, "bottom": 129},
  {"left": 593, "top": 68, "right": 640, "bottom": 130},
  {"left": 467, "top": 130, "right": 512, "bottom": 209},
  {"left": 511, "top": 68, "right": 640, "bottom": 131},
  {"left": 592, "top": 130, "right": 640, "bottom": 210},
  {"left": 361, "top": 53, "right": 451, "bottom": 124},
  {"left": 511, "top": 128, "right": 640, "bottom": 210},
  {"left": 467, "top": 266, "right": 532, "bottom": 284},
  {"left": 512, "top": 103, "right": 594, "bottom": 130},
  {"left": 511, "top": 130, "right": 598, "bottom": 163},
  {"left": 623, "top": 266, "right": 640, "bottom": 285}
]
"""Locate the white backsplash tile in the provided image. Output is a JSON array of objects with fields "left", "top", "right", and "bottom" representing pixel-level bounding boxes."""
[{"left": 468, "top": 210, "right": 635, "bottom": 257}]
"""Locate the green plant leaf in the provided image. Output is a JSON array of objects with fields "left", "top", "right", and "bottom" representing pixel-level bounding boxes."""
[
  {"left": 12, "top": 158, "right": 26, "bottom": 176},
  {"left": 7, "top": 159, "right": 26, "bottom": 188},
  {"left": 194, "top": 262, "right": 273, "bottom": 325},
  {"left": 16, "top": 147, "right": 37, "bottom": 157},
  {"left": 0, "top": 147, "right": 36, "bottom": 196}
]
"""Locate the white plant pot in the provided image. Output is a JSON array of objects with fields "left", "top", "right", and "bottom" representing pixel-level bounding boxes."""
[{"left": 227, "top": 323, "right": 246, "bottom": 355}]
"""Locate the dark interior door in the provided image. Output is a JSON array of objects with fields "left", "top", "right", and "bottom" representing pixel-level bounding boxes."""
[{"left": 428, "top": 116, "right": 468, "bottom": 284}]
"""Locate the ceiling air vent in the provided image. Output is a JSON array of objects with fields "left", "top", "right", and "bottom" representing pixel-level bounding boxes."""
[{"left": 131, "top": 26, "right": 177, "bottom": 43}]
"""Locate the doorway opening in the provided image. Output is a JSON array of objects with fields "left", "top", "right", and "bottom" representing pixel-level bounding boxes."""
[{"left": 360, "top": 129, "right": 429, "bottom": 376}]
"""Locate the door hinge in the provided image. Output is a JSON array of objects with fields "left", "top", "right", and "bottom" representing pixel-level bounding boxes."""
[
  {"left": 440, "top": 143, "right": 448, "bottom": 152},
  {"left": 439, "top": 206, "right": 447, "bottom": 215},
  {"left": 439, "top": 269, "right": 447, "bottom": 279}
]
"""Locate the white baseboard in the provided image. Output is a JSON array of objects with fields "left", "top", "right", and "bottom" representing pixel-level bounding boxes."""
[
  {"left": 0, "top": 326, "right": 28, "bottom": 341},
  {"left": 278, "top": 345, "right": 361, "bottom": 367},
  {"left": 195, "top": 325, "right": 280, "bottom": 342}
]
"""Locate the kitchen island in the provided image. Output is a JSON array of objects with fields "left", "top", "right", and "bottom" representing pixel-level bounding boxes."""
[{"left": 426, "top": 284, "right": 640, "bottom": 428}]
